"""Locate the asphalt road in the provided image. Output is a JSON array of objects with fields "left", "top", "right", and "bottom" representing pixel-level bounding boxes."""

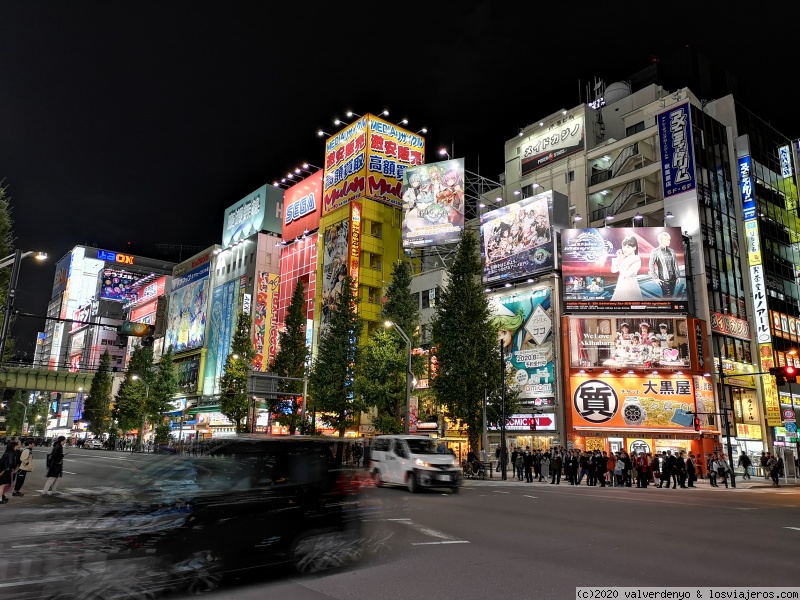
[{"left": 3, "top": 450, "right": 800, "bottom": 599}]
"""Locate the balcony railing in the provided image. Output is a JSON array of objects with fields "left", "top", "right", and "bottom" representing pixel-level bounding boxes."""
[
  {"left": 589, "top": 142, "right": 640, "bottom": 186},
  {"left": 591, "top": 179, "right": 644, "bottom": 221}
]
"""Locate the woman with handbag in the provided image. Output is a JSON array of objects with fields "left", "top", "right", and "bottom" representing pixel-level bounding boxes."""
[{"left": 717, "top": 454, "right": 732, "bottom": 489}]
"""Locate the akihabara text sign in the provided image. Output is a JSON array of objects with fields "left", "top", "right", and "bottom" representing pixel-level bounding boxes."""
[
  {"left": 561, "top": 227, "right": 687, "bottom": 313},
  {"left": 480, "top": 191, "right": 556, "bottom": 284},
  {"left": 520, "top": 114, "right": 584, "bottom": 176},
  {"left": 571, "top": 376, "right": 696, "bottom": 430},
  {"left": 401, "top": 159, "right": 465, "bottom": 248},
  {"left": 323, "top": 114, "right": 424, "bottom": 215},
  {"left": 283, "top": 171, "right": 323, "bottom": 241},
  {"left": 658, "top": 102, "right": 696, "bottom": 197},
  {"left": 490, "top": 286, "right": 554, "bottom": 400}
]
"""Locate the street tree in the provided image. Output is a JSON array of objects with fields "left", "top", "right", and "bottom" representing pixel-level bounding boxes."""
[
  {"left": 114, "top": 345, "right": 155, "bottom": 446},
  {"left": 5, "top": 390, "right": 27, "bottom": 435},
  {"left": 308, "top": 275, "right": 364, "bottom": 438},
  {"left": 356, "top": 328, "right": 406, "bottom": 434},
  {"left": 220, "top": 312, "right": 254, "bottom": 433},
  {"left": 270, "top": 280, "right": 308, "bottom": 434},
  {"left": 84, "top": 350, "right": 113, "bottom": 435},
  {"left": 0, "top": 185, "right": 17, "bottom": 361},
  {"left": 382, "top": 260, "right": 420, "bottom": 342},
  {"left": 431, "top": 230, "right": 500, "bottom": 454}
]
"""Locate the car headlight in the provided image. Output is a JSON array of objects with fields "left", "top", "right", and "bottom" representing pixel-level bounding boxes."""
[{"left": 414, "top": 459, "right": 426, "bottom": 467}]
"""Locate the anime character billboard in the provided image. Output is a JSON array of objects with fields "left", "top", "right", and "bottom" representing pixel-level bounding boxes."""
[
  {"left": 401, "top": 159, "right": 465, "bottom": 248},
  {"left": 489, "top": 285, "right": 554, "bottom": 402},
  {"left": 562, "top": 227, "right": 687, "bottom": 313},
  {"left": 319, "top": 218, "right": 350, "bottom": 338},
  {"left": 164, "top": 263, "right": 210, "bottom": 352},
  {"left": 480, "top": 191, "right": 556, "bottom": 284}
]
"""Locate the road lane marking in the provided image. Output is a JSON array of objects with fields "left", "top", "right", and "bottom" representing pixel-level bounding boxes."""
[
  {"left": 784, "top": 527, "right": 800, "bottom": 531},
  {"left": 492, "top": 491, "right": 510, "bottom": 494},
  {"left": 63, "top": 471, "right": 77, "bottom": 475},
  {"left": 411, "top": 540, "right": 470, "bottom": 546},
  {"left": 523, "top": 495, "right": 538, "bottom": 499}
]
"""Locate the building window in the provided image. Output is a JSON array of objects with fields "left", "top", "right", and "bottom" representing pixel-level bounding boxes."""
[
  {"left": 567, "top": 170, "right": 575, "bottom": 183},
  {"left": 625, "top": 121, "right": 645, "bottom": 136},
  {"left": 369, "top": 254, "right": 382, "bottom": 270},
  {"left": 421, "top": 288, "right": 437, "bottom": 309},
  {"left": 368, "top": 286, "right": 381, "bottom": 304},
  {"left": 371, "top": 222, "right": 382, "bottom": 239}
]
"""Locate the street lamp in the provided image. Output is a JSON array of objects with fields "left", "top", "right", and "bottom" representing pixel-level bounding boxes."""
[
  {"left": 499, "top": 339, "right": 507, "bottom": 481},
  {"left": 385, "top": 320, "right": 412, "bottom": 435},
  {"left": 16, "top": 400, "right": 28, "bottom": 435},
  {"left": 131, "top": 375, "right": 150, "bottom": 451},
  {"left": 0, "top": 250, "right": 48, "bottom": 363}
]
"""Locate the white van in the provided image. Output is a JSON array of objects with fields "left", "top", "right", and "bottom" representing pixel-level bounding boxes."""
[{"left": 369, "top": 435, "right": 461, "bottom": 493}]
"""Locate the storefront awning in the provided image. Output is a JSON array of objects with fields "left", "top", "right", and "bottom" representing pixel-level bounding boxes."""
[
  {"left": 188, "top": 405, "right": 220, "bottom": 415},
  {"left": 572, "top": 427, "right": 710, "bottom": 439}
]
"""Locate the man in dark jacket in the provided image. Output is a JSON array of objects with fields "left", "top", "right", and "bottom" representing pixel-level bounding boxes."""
[
  {"left": 523, "top": 448, "right": 534, "bottom": 483},
  {"left": 658, "top": 451, "right": 671, "bottom": 488},
  {"left": 675, "top": 452, "right": 687, "bottom": 488},
  {"left": 686, "top": 453, "right": 697, "bottom": 487},
  {"left": 42, "top": 436, "right": 66, "bottom": 495},
  {"left": 550, "top": 452, "right": 562, "bottom": 484}
]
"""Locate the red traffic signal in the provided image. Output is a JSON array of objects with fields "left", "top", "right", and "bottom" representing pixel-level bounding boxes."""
[
  {"left": 770, "top": 366, "right": 797, "bottom": 386},
  {"left": 694, "top": 417, "right": 701, "bottom": 432}
]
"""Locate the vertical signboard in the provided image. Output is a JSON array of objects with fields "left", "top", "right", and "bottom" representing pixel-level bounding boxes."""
[
  {"left": 253, "top": 271, "right": 280, "bottom": 372},
  {"left": 365, "top": 114, "right": 425, "bottom": 208},
  {"left": 349, "top": 201, "right": 361, "bottom": 298},
  {"left": 779, "top": 145, "right": 793, "bottom": 178},
  {"left": 320, "top": 218, "right": 350, "bottom": 337},
  {"left": 283, "top": 171, "right": 323, "bottom": 241},
  {"left": 739, "top": 156, "right": 756, "bottom": 220},
  {"left": 323, "top": 118, "right": 369, "bottom": 214},
  {"left": 658, "top": 102, "right": 696, "bottom": 198}
]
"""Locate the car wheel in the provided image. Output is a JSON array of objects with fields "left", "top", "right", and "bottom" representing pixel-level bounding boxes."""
[
  {"left": 373, "top": 469, "right": 383, "bottom": 487},
  {"left": 292, "top": 530, "right": 360, "bottom": 574},
  {"left": 407, "top": 473, "right": 418, "bottom": 494}
]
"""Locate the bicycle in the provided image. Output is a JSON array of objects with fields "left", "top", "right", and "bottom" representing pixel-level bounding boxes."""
[{"left": 462, "top": 459, "right": 486, "bottom": 480}]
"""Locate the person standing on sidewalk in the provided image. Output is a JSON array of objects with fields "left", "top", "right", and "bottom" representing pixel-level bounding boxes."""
[
  {"left": 717, "top": 454, "right": 732, "bottom": 488},
  {"left": 42, "top": 436, "right": 66, "bottom": 495},
  {"left": 540, "top": 452, "right": 550, "bottom": 482},
  {"left": 550, "top": 452, "right": 562, "bottom": 484},
  {"left": 686, "top": 454, "right": 697, "bottom": 487},
  {"left": 12, "top": 440, "right": 35, "bottom": 496},
  {"left": 523, "top": 448, "right": 534, "bottom": 483},
  {"left": 0, "top": 441, "right": 19, "bottom": 503},
  {"left": 767, "top": 455, "right": 780, "bottom": 486}
]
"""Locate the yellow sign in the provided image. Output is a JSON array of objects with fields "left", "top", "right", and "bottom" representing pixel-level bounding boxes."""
[
  {"left": 762, "top": 375, "right": 783, "bottom": 426},
  {"left": 736, "top": 423, "right": 763, "bottom": 440},
  {"left": 745, "top": 220, "right": 761, "bottom": 266}
]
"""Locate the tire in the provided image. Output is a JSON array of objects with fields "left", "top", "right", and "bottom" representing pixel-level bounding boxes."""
[
  {"left": 373, "top": 469, "right": 383, "bottom": 487},
  {"left": 407, "top": 473, "right": 418, "bottom": 494},
  {"left": 478, "top": 468, "right": 486, "bottom": 480},
  {"left": 292, "top": 530, "right": 360, "bottom": 574}
]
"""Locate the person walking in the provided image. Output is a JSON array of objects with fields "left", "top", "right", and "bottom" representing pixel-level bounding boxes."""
[
  {"left": 717, "top": 454, "right": 732, "bottom": 489},
  {"left": 657, "top": 451, "right": 671, "bottom": 488},
  {"left": 686, "top": 454, "right": 697, "bottom": 488},
  {"left": 495, "top": 445, "right": 502, "bottom": 472},
  {"left": 41, "top": 436, "right": 66, "bottom": 495},
  {"left": 767, "top": 455, "right": 780, "bottom": 486},
  {"left": 12, "top": 439, "right": 35, "bottom": 496},
  {"left": 760, "top": 452, "right": 769, "bottom": 479},
  {"left": 676, "top": 452, "right": 687, "bottom": 488},
  {"left": 0, "top": 441, "right": 19, "bottom": 503},
  {"left": 577, "top": 452, "right": 589, "bottom": 485},
  {"left": 738, "top": 453, "right": 752, "bottom": 480},
  {"left": 550, "top": 452, "right": 562, "bottom": 484}
]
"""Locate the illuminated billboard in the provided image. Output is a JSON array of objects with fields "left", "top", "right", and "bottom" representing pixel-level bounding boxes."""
[
  {"left": 480, "top": 190, "right": 556, "bottom": 284},
  {"left": 253, "top": 271, "right": 280, "bottom": 372},
  {"left": 283, "top": 171, "right": 323, "bottom": 241},
  {"left": 570, "top": 375, "right": 697, "bottom": 430},
  {"left": 567, "top": 316, "right": 690, "bottom": 370},
  {"left": 322, "top": 114, "right": 425, "bottom": 215},
  {"left": 222, "top": 184, "right": 284, "bottom": 248},
  {"left": 203, "top": 276, "right": 247, "bottom": 396},
  {"left": 490, "top": 285, "right": 554, "bottom": 401},
  {"left": 520, "top": 114, "right": 584, "bottom": 176},
  {"left": 319, "top": 217, "right": 350, "bottom": 337},
  {"left": 98, "top": 269, "right": 141, "bottom": 302},
  {"left": 401, "top": 159, "right": 465, "bottom": 248},
  {"left": 164, "top": 261, "right": 210, "bottom": 353},
  {"left": 562, "top": 227, "right": 687, "bottom": 313}
]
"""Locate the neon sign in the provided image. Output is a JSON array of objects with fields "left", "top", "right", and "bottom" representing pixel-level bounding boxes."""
[{"left": 97, "top": 250, "right": 134, "bottom": 265}]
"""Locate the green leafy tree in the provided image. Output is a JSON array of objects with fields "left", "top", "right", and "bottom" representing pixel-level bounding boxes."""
[
  {"left": 114, "top": 345, "right": 155, "bottom": 447},
  {"left": 151, "top": 346, "right": 179, "bottom": 418},
  {"left": 382, "top": 261, "right": 420, "bottom": 342},
  {"left": 431, "top": 230, "right": 503, "bottom": 454},
  {"left": 308, "top": 276, "right": 364, "bottom": 438},
  {"left": 84, "top": 350, "right": 113, "bottom": 435},
  {"left": 357, "top": 329, "right": 406, "bottom": 434},
  {"left": 30, "top": 394, "right": 49, "bottom": 437},
  {"left": 270, "top": 280, "right": 308, "bottom": 434},
  {"left": 220, "top": 312, "right": 254, "bottom": 433},
  {"left": 5, "top": 390, "right": 26, "bottom": 435}
]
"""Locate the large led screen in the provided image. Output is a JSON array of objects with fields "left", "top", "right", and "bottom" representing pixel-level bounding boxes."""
[
  {"left": 164, "top": 262, "right": 210, "bottom": 352},
  {"left": 562, "top": 227, "right": 687, "bottom": 313},
  {"left": 567, "top": 316, "right": 690, "bottom": 370},
  {"left": 401, "top": 158, "right": 465, "bottom": 248},
  {"left": 489, "top": 285, "right": 554, "bottom": 401},
  {"left": 480, "top": 191, "right": 555, "bottom": 284},
  {"left": 98, "top": 269, "right": 141, "bottom": 302}
]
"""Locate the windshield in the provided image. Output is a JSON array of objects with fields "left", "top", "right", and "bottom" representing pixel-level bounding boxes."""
[{"left": 406, "top": 438, "right": 440, "bottom": 455}]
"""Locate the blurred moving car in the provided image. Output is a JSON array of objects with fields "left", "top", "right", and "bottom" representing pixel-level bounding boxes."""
[
  {"left": 369, "top": 435, "right": 461, "bottom": 493},
  {"left": 2, "top": 437, "right": 365, "bottom": 599},
  {"left": 86, "top": 438, "right": 104, "bottom": 449}
]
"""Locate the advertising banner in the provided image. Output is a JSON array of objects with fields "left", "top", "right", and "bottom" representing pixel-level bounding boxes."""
[
  {"left": 349, "top": 202, "right": 361, "bottom": 298},
  {"left": 750, "top": 265, "right": 771, "bottom": 344},
  {"left": 98, "top": 269, "right": 141, "bottom": 302},
  {"left": 693, "top": 376, "right": 715, "bottom": 428},
  {"left": 570, "top": 375, "right": 696, "bottom": 430},
  {"left": 165, "top": 262, "right": 210, "bottom": 353},
  {"left": 481, "top": 191, "right": 556, "bottom": 284},
  {"left": 366, "top": 115, "right": 425, "bottom": 209},
  {"left": 763, "top": 374, "right": 783, "bottom": 426},
  {"left": 52, "top": 252, "right": 73, "bottom": 300},
  {"left": 733, "top": 387, "right": 762, "bottom": 426},
  {"left": 562, "top": 227, "right": 687, "bottom": 312},
  {"left": 739, "top": 156, "right": 756, "bottom": 220},
  {"left": 658, "top": 102, "right": 696, "bottom": 198},
  {"left": 283, "top": 171, "right": 323, "bottom": 241},
  {"left": 520, "top": 114, "right": 584, "bottom": 176},
  {"left": 320, "top": 217, "right": 350, "bottom": 337},
  {"left": 488, "top": 413, "right": 557, "bottom": 431},
  {"left": 253, "top": 271, "right": 280, "bottom": 372},
  {"left": 780, "top": 145, "right": 793, "bottom": 178},
  {"left": 567, "top": 317, "right": 690, "bottom": 370},
  {"left": 202, "top": 278, "right": 240, "bottom": 396},
  {"left": 71, "top": 303, "right": 93, "bottom": 333},
  {"left": 490, "top": 285, "right": 554, "bottom": 400},
  {"left": 710, "top": 312, "right": 751, "bottom": 341},
  {"left": 401, "top": 159, "right": 465, "bottom": 248},
  {"left": 222, "top": 184, "right": 284, "bottom": 248},
  {"left": 176, "top": 356, "right": 200, "bottom": 395},
  {"left": 323, "top": 118, "right": 368, "bottom": 214}
]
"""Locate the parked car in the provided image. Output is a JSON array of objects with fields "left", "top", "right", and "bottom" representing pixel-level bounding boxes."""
[
  {"left": 369, "top": 435, "right": 461, "bottom": 493},
  {"left": 1, "top": 436, "right": 366, "bottom": 599},
  {"left": 86, "top": 438, "right": 104, "bottom": 449}
]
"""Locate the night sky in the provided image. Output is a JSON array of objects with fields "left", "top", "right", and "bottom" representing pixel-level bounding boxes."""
[{"left": 1, "top": 1, "right": 795, "bottom": 356}]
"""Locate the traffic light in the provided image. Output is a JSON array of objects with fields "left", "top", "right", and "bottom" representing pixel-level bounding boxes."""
[
  {"left": 770, "top": 366, "right": 798, "bottom": 386},
  {"left": 694, "top": 417, "right": 701, "bottom": 432}
]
